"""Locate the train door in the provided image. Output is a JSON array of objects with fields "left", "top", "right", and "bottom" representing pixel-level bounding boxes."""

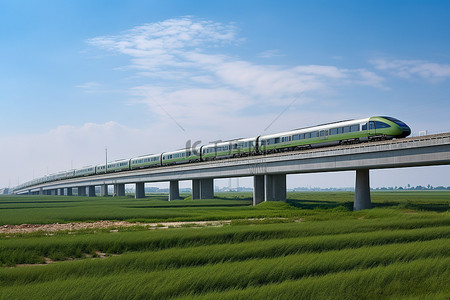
[{"left": 368, "top": 121, "right": 376, "bottom": 136}]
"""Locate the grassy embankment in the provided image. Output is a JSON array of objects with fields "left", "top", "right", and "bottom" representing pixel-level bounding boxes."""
[{"left": 0, "top": 191, "right": 449, "bottom": 299}]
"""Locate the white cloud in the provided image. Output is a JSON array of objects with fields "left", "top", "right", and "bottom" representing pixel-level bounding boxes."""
[
  {"left": 75, "top": 81, "right": 102, "bottom": 92},
  {"left": 257, "top": 49, "right": 284, "bottom": 58},
  {"left": 371, "top": 58, "right": 450, "bottom": 81},
  {"left": 86, "top": 16, "right": 386, "bottom": 131}
]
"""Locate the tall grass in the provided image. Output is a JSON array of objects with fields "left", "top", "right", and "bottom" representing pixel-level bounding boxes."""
[
  {"left": 1, "top": 237, "right": 448, "bottom": 287},
  {"left": 1, "top": 251, "right": 448, "bottom": 299},
  {"left": 1, "top": 219, "right": 449, "bottom": 266},
  {"left": 185, "top": 258, "right": 450, "bottom": 300}
]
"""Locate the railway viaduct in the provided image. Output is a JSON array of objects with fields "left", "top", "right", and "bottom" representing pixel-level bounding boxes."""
[{"left": 14, "top": 133, "right": 450, "bottom": 211}]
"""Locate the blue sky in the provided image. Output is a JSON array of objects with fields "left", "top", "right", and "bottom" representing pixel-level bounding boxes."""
[{"left": 1, "top": 0, "right": 450, "bottom": 189}]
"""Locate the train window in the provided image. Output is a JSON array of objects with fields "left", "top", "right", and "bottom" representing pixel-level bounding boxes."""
[
  {"left": 330, "top": 128, "right": 338, "bottom": 135},
  {"left": 343, "top": 126, "right": 350, "bottom": 133},
  {"left": 337, "top": 127, "right": 343, "bottom": 134},
  {"left": 374, "top": 121, "right": 391, "bottom": 129},
  {"left": 381, "top": 116, "right": 409, "bottom": 127},
  {"left": 351, "top": 125, "right": 359, "bottom": 132},
  {"left": 362, "top": 123, "right": 368, "bottom": 130},
  {"left": 320, "top": 130, "right": 328, "bottom": 137},
  {"left": 292, "top": 134, "right": 299, "bottom": 141},
  {"left": 311, "top": 131, "right": 318, "bottom": 138},
  {"left": 304, "top": 132, "right": 310, "bottom": 139},
  {"left": 275, "top": 137, "right": 280, "bottom": 144}
]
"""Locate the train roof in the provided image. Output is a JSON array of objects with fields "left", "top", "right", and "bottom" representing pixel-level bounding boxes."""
[
  {"left": 259, "top": 117, "right": 370, "bottom": 140},
  {"left": 132, "top": 153, "right": 160, "bottom": 158},
  {"left": 202, "top": 136, "right": 257, "bottom": 148}
]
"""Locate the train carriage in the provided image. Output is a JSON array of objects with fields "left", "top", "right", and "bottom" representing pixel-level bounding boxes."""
[
  {"left": 162, "top": 148, "right": 201, "bottom": 166},
  {"left": 258, "top": 116, "right": 411, "bottom": 154},
  {"left": 130, "top": 154, "right": 161, "bottom": 169},
  {"left": 107, "top": 159, "right": 130, "bottom": 172},
  {"left": 74, "top": 166, "right": 96, "bottom": 177},
  {"left": 201, "top": 137, "right": 257, "bottom": 161}
]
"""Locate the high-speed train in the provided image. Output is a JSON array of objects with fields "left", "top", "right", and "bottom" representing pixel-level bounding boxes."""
[{"left": 14, "top": 116, "right": 411, "bottom": 191}]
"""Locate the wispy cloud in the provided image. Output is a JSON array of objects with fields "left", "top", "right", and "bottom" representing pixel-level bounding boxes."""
[
  {"left": 371, "top": 58, "right": 450, "bottom": 81},
  {"left": 257, "top": 49, "right": 284, "bottom": 58},
  {"left": 75, "top": 81, "right": 102, "bottom": 92},
  {"left": 87, "top": 16, "right": 386, "bottom": 131}
]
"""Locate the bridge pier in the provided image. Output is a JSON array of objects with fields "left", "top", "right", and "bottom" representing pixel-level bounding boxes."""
[
  {"left": 39, "top": 188, "right": 44, "bottom": 195},
  {"left": 135, "top": 182, "right": 145, "bottom": 199},
  {"left": 78, "top": 186, "right": 87, "bottom": 197},
  {"left": 88, "top": 186, "right": 96, "bottom": 197},
  {"left": 200, "top": 178, "right": 214, "bottom": 199},
  {"left": 169, "top": 180, "right": 180, "bottom": 201},
  {"left": 67, "top": 187, "right": 72, "bottom": 196},
  {"left": 114, "top": 184, "right": 125, "bottom": 196},
  {"left": 58, "top": 188, "right": 64, "bottom": 196},
  {"left": 253, "top": 175, "right": 265, "bottom": 205},
  {"left": 264, "top": 174, "right": 286, "bottom": 202},
  {"left": 354, "top": 169, "right": 371, "bottom": 210},
  {"left": 100, "top": 184, "right": 108, "bottom": 196},
  {"left": 192, "top": 179, "right": 200, "bottom": 199}
]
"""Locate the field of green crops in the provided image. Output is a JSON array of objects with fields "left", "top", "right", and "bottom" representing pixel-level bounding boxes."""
[{"left": 0, "top": 191, "right": 449, "bottom": 299}]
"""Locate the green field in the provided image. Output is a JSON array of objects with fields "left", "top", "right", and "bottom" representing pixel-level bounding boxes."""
[{"left": 0, "top": 191, "right": 449, "bottom": 299}]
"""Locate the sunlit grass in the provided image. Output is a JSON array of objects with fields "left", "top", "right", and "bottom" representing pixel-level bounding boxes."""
[{"left": 0, "top": 191, "right": 448, "bottom": 299}]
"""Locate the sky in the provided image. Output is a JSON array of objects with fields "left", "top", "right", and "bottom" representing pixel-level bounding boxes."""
[{"left": 1, "top": 0, "right": 450, "bottom": 190}]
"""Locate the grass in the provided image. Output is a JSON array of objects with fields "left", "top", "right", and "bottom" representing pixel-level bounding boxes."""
[
  {"left": 1, "top": 190, "right": 448, "bottom": 225},
  {"left": 0, "top": 191, "right": 448, "bottom": 299}
]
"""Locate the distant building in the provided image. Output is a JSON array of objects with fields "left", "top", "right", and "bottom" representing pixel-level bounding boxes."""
[{"left": 0, "top": 188, "right": 9, "bottom": 195}]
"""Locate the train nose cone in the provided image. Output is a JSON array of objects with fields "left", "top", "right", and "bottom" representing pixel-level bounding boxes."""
[{"left": 401, "top": 126, "right": 411, "bottom": 138}]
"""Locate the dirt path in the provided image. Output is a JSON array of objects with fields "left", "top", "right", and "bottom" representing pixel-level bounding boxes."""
[{"left": 0, "top": 220, "right": 231, "bottom": 235}]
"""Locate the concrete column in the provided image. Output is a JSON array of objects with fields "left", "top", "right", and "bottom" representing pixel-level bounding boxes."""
[
  {"left": 114, "top": 184, "right": 125, "bottom": 196},
  {"left": 169, "top": 180, "right": 180, "bottom": 201},
  {"left": 67, "top": 187, "right": 73, "bottom": 196},
  {"left": 253, "top": 175, "right": 265, "bottom": 205},
  {"left": 58, "top": 188, "right": 64, "bottom": 196},
  {"left": 273, "top": 174, "right": 287, "bottom": 201},
  {"left": 39, "top": 188, "right": 44, "bottom": 195},
  {"left": 264, "top": 174, "right": 286, "bottom": 202},
  {"left": 200, "top": 178, "right": 214, "bottom": 200},
  {"left": 78, "top": 186, "right": 87, "bottom": 196},
  {"left": 354, "top": 169, "right": 371, "bottom": 211},
  {"left": 264, "top": 175, "right": 274, "bottom": 201},
  {"left": 100, "top": 184, "right": 108, "bottom": 197},
  {"left": 51, "top": 189, "right": 57, "bottom": 196},
  {"left": 88, "top": 186, "right": 96, "bottom": 197},
  {"left": 135, "top": 182, "right": 145, "bottom": 199},
  {"left": 192, "top": 179, "right": 200, "bottom": 200}
]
